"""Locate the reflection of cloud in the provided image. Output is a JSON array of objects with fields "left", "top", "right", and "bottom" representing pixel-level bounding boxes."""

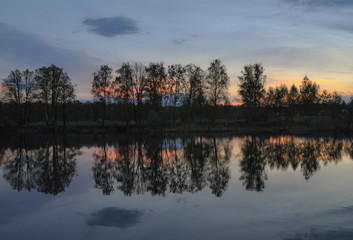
[
  {"left": 83, "top": 16, "right": 140, "bottom": 37},
  {"left": 282, "top": 0, "right": 353, "bottom": 8},
  {"left": 86, "top": 207, "right": 143, "bottom": 228}
]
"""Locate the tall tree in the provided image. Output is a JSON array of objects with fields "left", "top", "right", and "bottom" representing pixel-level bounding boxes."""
[
  {"left": 91, "top": 65, "right": 113, "bottom": 126},
  {"left": 131, "top": 63, "right": 147, "bottom": 126},
  {"left": 115, "top": 63, "right": 134, "bottom": 126},
  {"left": 206, "top": 59, "right": 229, "bottom": 122},
  {"left": 145, "top": 62, "right": 167, "bottom": 112},
  {"left": 59, "top": 74, "right": 76, "bottom": 127},
  {"left": 184, "top": 64, "right": 205, "bottom": 123},
  {"left": 238, "top": 64, "right": 266, "bottom": 122},
  {"left": 288, "top": 84, "right": 299, "bottom": 106},
  {"left": 167, "top": 64, "right": 185, "bottom": 125},
  {"left": 22, "top": 69, "right": 36, "bottom": 126},
  {"left": 238, "top": 63, "right": 266, "bottom": 108},
  {"left": 299, "top": 76, "right": 319, "bottom": 112},
  {"left": 35, "top": 65, "right": 68, "bottom": 126},
  {"left": 2, "top": 69, "right": 24, "bottom": 125}
]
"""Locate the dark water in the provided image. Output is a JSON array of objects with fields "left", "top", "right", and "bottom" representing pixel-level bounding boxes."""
[{"left": 1, "top": 134, "right": 353, "bottom": 240}]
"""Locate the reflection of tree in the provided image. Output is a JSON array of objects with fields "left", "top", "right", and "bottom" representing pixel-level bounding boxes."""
[
  {"left": 345, "top": 137, "right": 353, "bottom": 159},
  {"left": 167, "top": 138, "right": 189, "bottom": 194},
  {"left": 114, "top": 136, "right": 139, "bottom": 196},
  {"left": 2, "top": 135, "right": 79, "bottom": 195},
  {"left": 239, "top": 136, "right": 346, "bottom": 191},
  {"left": 92, "top": 135, "right": 115, "bottom": 195},
  {"left": 207, "top": 137, "right": 231, "bottom": 197},
  {"left": 144, "top": 137, "right": 168, "bottom": 196},
  {"left": 182, "top": 137, "right": 209, "bottom": 193},
  {"left": 2, "top": 138, "right": 36, "bottom": 191},
  {"left": 92, "top": 135, "right": 232, "bottom": 197},
  {"left": 300, "top": 140, "right": 320, "bottom": 181},
  {"left": 239, "top": 136, "right": 267, "bottom": 191}
]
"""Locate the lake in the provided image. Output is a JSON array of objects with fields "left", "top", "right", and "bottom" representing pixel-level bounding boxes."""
[{"left": 1, "top": 134, "right": 353, "bottom": 240}]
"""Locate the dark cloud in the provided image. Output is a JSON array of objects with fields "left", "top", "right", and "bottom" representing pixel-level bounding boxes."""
[
  {"left": 282, "top": 0, "right": 353, "bottom": 8},
  {"left": 284, "top": 229, "right": 353, "bottom": 240},
  {"left": 0, "top": 22, "right": 97, "bottom": 73},
  {"left": 83, "top": 16, "right": 140, "bottom": 37},
  {"left": 86, "top": 207, "right": 143, "bottom": 228},
  {"left": 172, "top": 39, "right": 186, "bottom": 45},
  {"left": 325, "top": 22, "right": 353, "bottom": 34}
]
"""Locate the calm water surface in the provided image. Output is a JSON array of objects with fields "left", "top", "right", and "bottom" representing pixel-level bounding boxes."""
[{"left": 1, "top": 134, "right": 353, "bottom": 240}]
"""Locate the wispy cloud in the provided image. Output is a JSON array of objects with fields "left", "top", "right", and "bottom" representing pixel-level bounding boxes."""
[
  {"left": 83, "top": 16, "right": 140, "bottom": 37},
  {"left": 282, "top": 0, "right": 353, "bottom": 8},
  {"left": 171, "top": 39, "right": 186, "bottom": 45}
]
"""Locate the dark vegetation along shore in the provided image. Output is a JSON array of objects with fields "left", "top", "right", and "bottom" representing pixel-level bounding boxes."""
[{"left": 1, "top": 60, "right": 353, "bottom": 134}]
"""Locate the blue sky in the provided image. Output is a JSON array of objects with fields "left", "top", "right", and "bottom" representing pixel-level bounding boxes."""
[{"left": 1, "top": 0, "right": 353, "bottom": 101}]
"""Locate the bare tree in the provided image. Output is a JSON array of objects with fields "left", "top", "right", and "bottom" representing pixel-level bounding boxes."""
[
  {"left": 59, "top": 74, "right": 76, "bottom": 127},
  {"left": 35, "top": 65, "right": 68, "bottom": 126},
  {"left": 145, "top": 62, "right": 167, "bottom": 112},
  {"left": 131, "top": 63, "right": 147, "bottom": 126},
  {"left": 2, "top": 69, "right": 36, "bottom": 125},
  {"left": 91, "top": 65, "right": 113, "bottom": 126},
  {"left": 22, "top": 69, "right": 36, "bottom": 125},
  {"left": 2, "top": 69, "right": 24, "bottom": 125},
  {"left": 115, "top": 63, "right": 134, "bottom": 126}
]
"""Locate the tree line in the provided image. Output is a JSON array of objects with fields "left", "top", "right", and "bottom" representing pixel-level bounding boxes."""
[{"left": 1, "top": 61, "right": 353, "bottom": 130}]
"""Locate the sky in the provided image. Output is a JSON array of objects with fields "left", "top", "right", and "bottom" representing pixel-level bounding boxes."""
[{"left": 0, "top": 0, "right": 353, "bottom": 102}]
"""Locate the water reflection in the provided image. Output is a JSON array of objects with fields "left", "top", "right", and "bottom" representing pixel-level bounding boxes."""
[
  {"left": 86, "top": 207, "right": 143, "bottom": 228},
  {"left": 1, "top": 135, "right": 80, "bottom": 195},
  {"left": 239, "top": 136, "right": 346, "bottom": 191},
  {"left": 92, "top": 135, "right": 231, "bottom": 197},
  {"left": 1, "top": 134, "right": 353, "bottom": 195}
]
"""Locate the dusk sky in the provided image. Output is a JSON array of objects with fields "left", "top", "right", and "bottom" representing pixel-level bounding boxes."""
[{"left": 1, "top": 0, "right": 353, "bottom": 101}]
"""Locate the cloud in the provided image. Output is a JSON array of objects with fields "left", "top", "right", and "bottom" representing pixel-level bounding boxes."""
[
  {"left": 282, "top": 0, "right": 353, "bottom": 8},
  {"left": 83, "top": 16, "right": 140, "bottom": 37},
  {"left": 86, "top": 207, "right": 143, "bottom": 228},
  {"left": 0, "top": 22, "right": 97, "bottom": 73},
  {"left": 172, "top": 39, "right": 186, "bottom": 45}
]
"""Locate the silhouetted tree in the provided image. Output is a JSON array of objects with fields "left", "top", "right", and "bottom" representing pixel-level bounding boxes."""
[
  {"left": 35, "top": 65, "right": 70, "bottom": 126},
  {"left": 238, "top": 64, "right": 266, "bottom": 108},
  {"left": 145, "top": 62, "right": 167, "bottom": 113},
  {"left": 23, "top": 69, "right": 36, "bottom": 125},
  {"left": 115, "top": 63, "right": 134, "bottom": 126},
  {"left": 238, "top": 64, "right": 266, "bottom": 122},
  {"left": 206, "top": 59, "right": 229, "bottom": 122},
  {"left": 1, "top": 69, "right": 35, "bottom": 125},
  {"left": 91, "top": 65, "right": 113, "bottom": 126},
  {"left": 300, "top": 76, "right": 319, "bottom": 113},
  {"left": 183, "top": 64, "right": 205, "bottom": 123},
  {"left": 167, "top": 64, "right": 185, "bottom": 125},
  {"left": 59, "top": 74, "right": 76, "bottom": 127},
  {"left": 131, "top": 63, "right": 147, "bottom": 126}
]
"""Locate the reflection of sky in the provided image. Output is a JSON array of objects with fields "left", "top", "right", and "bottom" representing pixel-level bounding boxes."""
[
  {"left": 0, "top": 136, "right": 353, "bottom": 239},
  {"left": 1, "top": 0, "right": 353, "bottom": 100}
]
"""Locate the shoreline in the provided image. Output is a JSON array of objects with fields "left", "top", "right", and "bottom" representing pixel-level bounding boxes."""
[{"left": 0, "top": 125, "right": 352, "bottom": 136}]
